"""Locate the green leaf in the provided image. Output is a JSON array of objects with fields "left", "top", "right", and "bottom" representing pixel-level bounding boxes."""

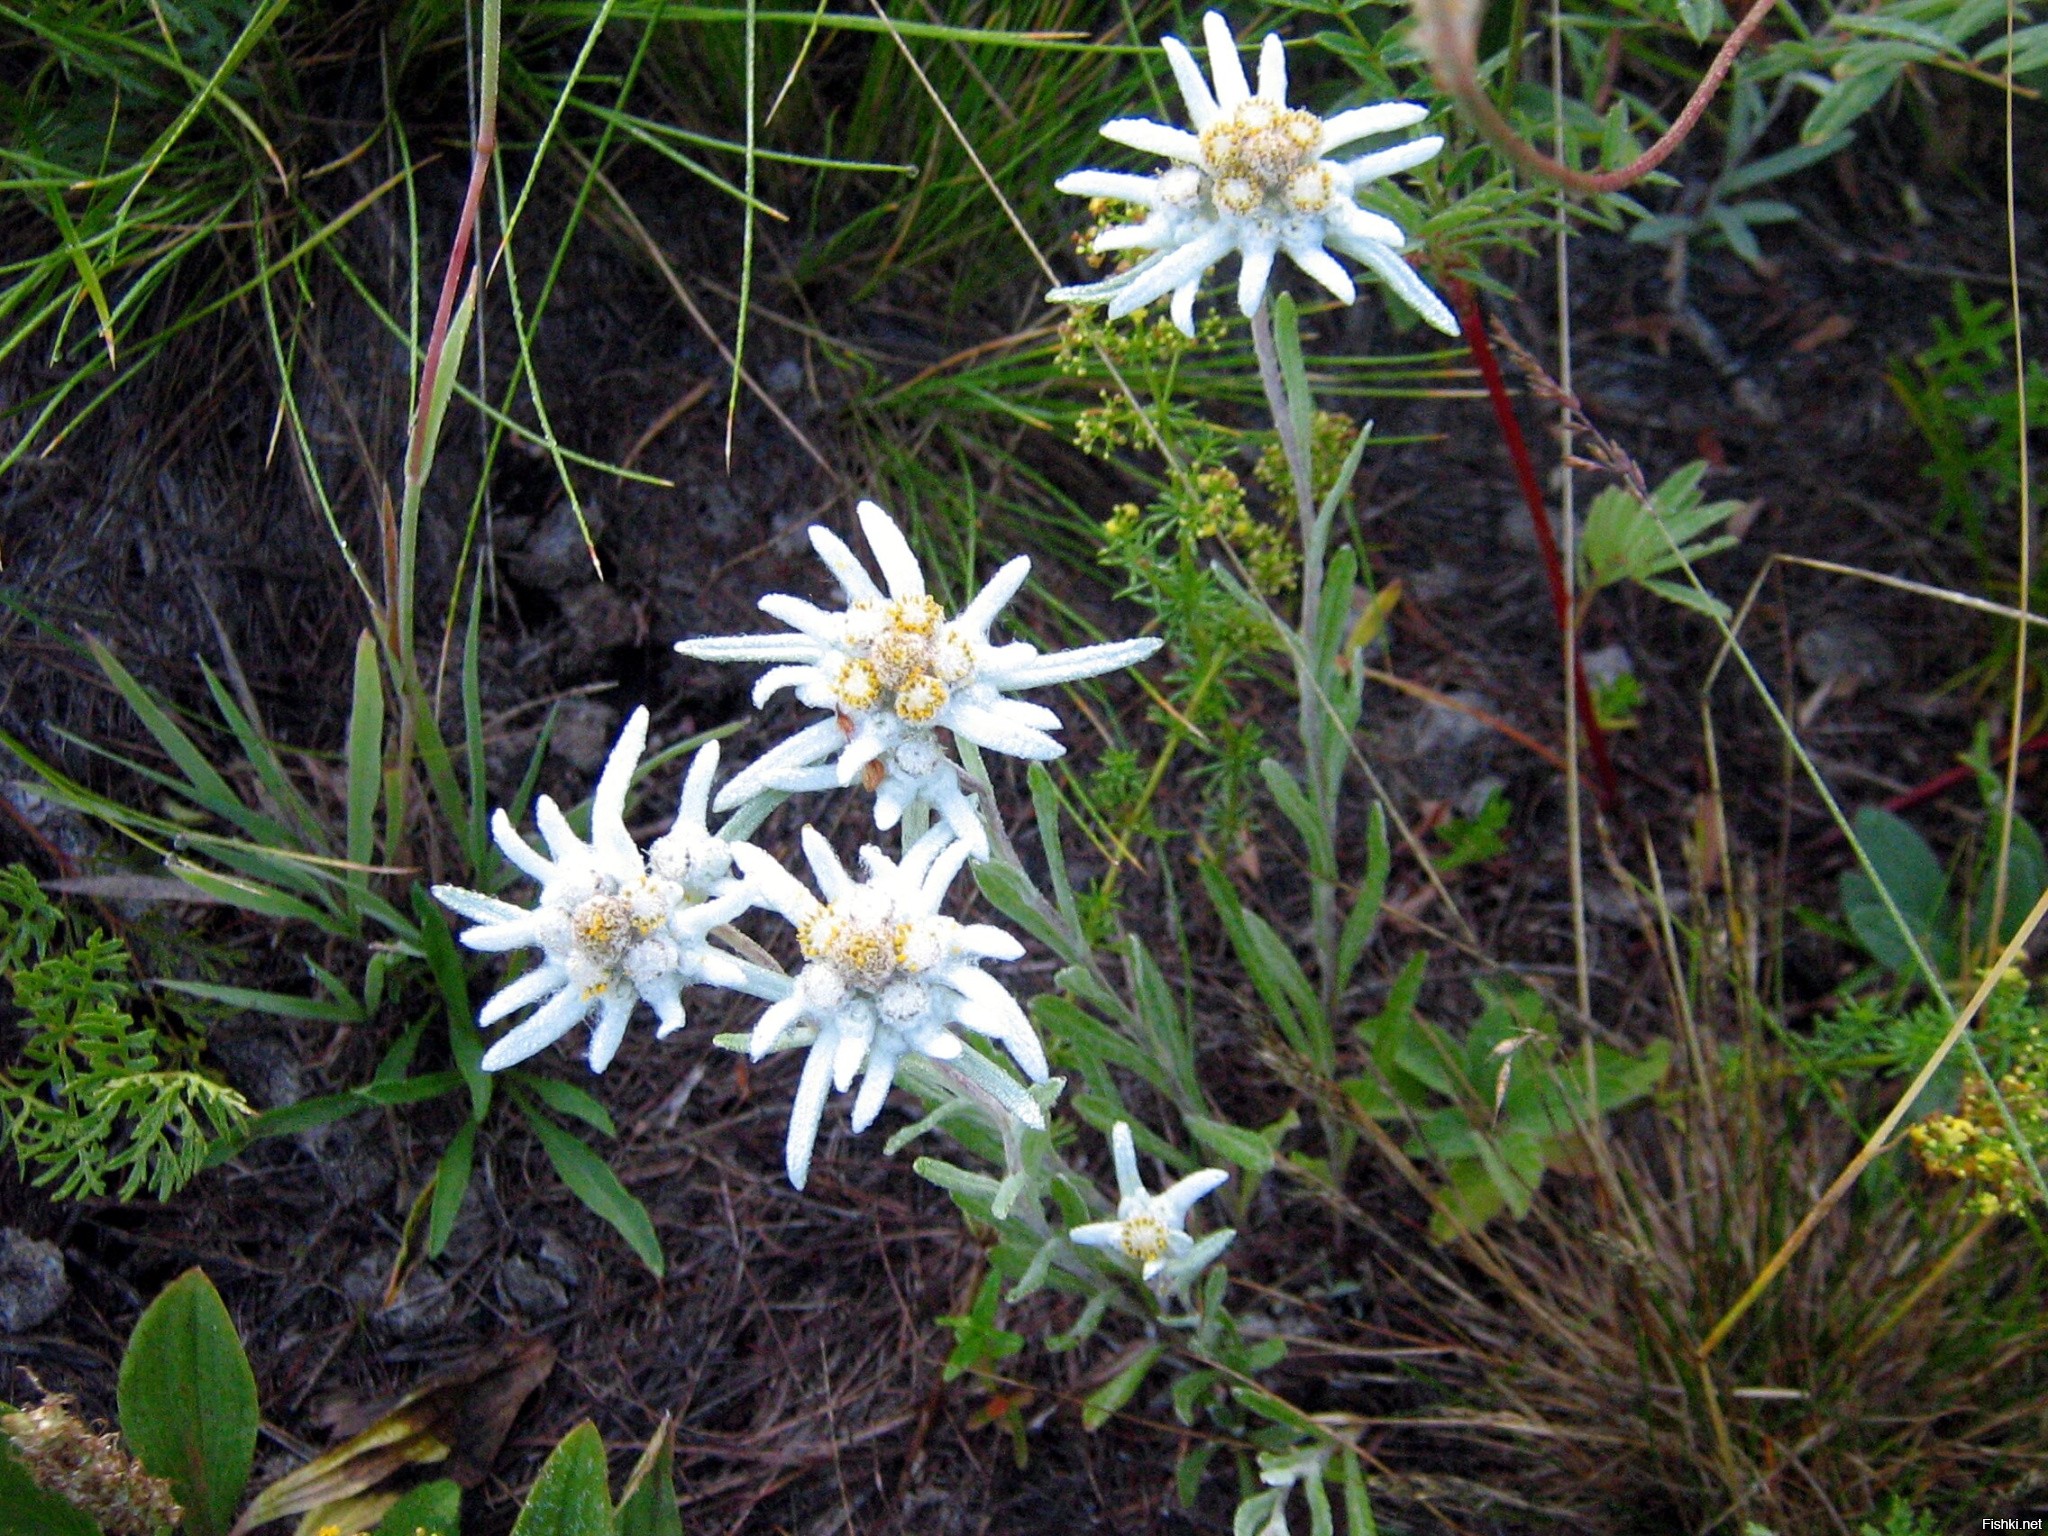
[
  {"left": 1335, "top": 803, "right": 1390, "bottom": 995},
  {"left": 1271, "top": 291, "right": 1315, "bottom": 471},
  {"left": 1640, "top": 577, "right": 1732, "bottom": 620},
  {"left": 1342, "top": 1448, "right": 1378, "bottom": 1536},
  {"left": 417, "top": 274, "right": 480, "bottom": 489},
  {"left": 936, "top": 1273, "right": 1024, "bottom": 1382},
  {"left": 157, "top": 978, "right": 363, "bottom": 1022},
  {"left": 427, "top": 1119, "right": 478, "bottom": 1259},
  {"left": 1259, "top": 758, "right": 1332, "bottom": 877},
  {"left": 117, "top": 1268, "right": 258, "bottom": 1536},
  {"left": 1028, "top": 763, "right": 1082, "bottom": 941},
  {"left": 1840, "top": 806, "right": 1951, "bottom": 978},
  {"left": 1673, "top": 0, "right": 1719, "bottom": 43},
  {"left": 971, "top": 859, "right": 1077, "bottom": 964},
  {"left": 510, "top": 1422, "right": 612, "bottom": 1536},
  {"left": 522, "top": 1107, "right": 664, "bottom": 1276},
  {"left": 612, "top": 1416, "right": 680, "bottom": 1536},
  {"left": 1185, "top": 1114, "right": 1272, "bottom": 1178},
  {"left": 0, "top": 1433, "right": 101, "bottom": 1536},
  {"left": 1176, "top": 1440, "right": 1219, "bottom": 1510},
  {"left": 1082, "top": 1343, "right": 1164, "bottom": 1430},
  {"left": 377, "top": 1479, "right": 463, "bottom": 1536},
  {"left": 347, "top": 630, "right": 385, "bottom": 878},
  {"left": 414, "top": 889, "right": 491, "bottom": 1121},
  {"left": 515, "top": 1074, "right": 617, "bottom": 1137}
]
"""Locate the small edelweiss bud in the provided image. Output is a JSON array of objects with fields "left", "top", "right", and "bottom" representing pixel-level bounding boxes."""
[
  {"left": 842, "top": 598, "right": 888, "bottom": 648},
  {"left": 894, "top": 672, "right": 949, "bottom": 724},
  {"left": 624, "top": 936, "right": 680, "bottom": 984},
  {"left": 930, "top": 628, "right": 976, "bottom": 683},
  {"left": 878, "top": 978, "right": 931, "bottom": 1026},
  {"left": 894, "top": 918, "right": 948, "bottom": 973},
  {"left": 647, "top": 827, "right": 731, "bottom": 890},
  {"left": 893, "top": 735, "right": 946, "bottom": 778},
  {"left": 544, "top": 867, "right": 605, "bottom": 911},
  {"left": 797, "top": 963, "right": 849, "bottom": 1011}
]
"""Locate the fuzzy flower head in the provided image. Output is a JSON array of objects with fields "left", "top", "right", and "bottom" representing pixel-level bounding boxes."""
[
  {"left": 1070, "top": 1121, "right": 1232, "bottom": 1287},
  {"left": 432, "top": 708, "right": 762, "bottom": 1074},
  {"left": 675, "top": 499, "right": 1160, "bottom": 858},
  {"left": 733, "top": 824, "right": 1047, "bottom": 1189},
  {"left": 1047, "top": 10, "right": 1456, "bottom": 337}
]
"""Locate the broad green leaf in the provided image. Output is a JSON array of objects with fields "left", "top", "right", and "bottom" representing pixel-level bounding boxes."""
[
  {"left": 427, "top": 1119, "right": 478, "bottom": 1259},
  {"left": 523, "top": 1108, "right": 664, "bottom": 1275},
  {"left": 0, "top": 1433, "right": 100, "bottom": 1536},
  {"left": 1840, "top": 806, "right": 1951, "bottom": 978},
  {"left": 509, "top": 1422, "right": 612, "bottom": 1536},
  {"left": 416, "top": 274, "right": 479, "bottom": 490},
  {"left": 612, "top": 1416, "right": 680, "bottom": 1536},
  {"left": 118, "top": 1268, "right": 258, "bottom": 1536},
  {"left": 377, "top": 1479, "right": 462, "bottom": 1536},
  {"left": 1082, "top": 1343, "right": 1164, "bottom": 1430},
  {"left": 347, "top": 630, "right": 385, "bottom": 877}
]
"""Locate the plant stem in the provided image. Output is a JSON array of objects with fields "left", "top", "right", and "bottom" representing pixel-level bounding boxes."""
[
  {"left": 1249, "top": 302, "right": 1339, "bottom": 1030},
  {"left": 1449, "top": 277, "right": 1619, "bottom": 813}
]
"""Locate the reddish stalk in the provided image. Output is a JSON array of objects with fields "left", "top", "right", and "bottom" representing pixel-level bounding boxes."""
[
  {"left": 1413, "top": 0, "right": 1778, "bottom": 195},
  {"left": 1450, "top": 277, "right": 1619, "bottom": 812}
]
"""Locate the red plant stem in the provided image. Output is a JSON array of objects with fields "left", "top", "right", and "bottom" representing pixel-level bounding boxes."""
[
  {"left": 1420, "top": 0, "right": 1778, "bottom": 195},
  {"left": 1451, "top": 277, "right": 1620, "bottom": 813},
  {"left": 405, "top": 127, "right": 498, "bottom": 490},
  {"left": 1808, "top": 730, "right": 2048, "bottom": 849}
]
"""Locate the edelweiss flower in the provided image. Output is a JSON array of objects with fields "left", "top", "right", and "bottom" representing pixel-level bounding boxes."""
[
  {"left": 732, "top": 824, "right": 1047, "bottom": 1189},
  {"left": 432, "top": 709, "right": 768, "bottom": 1073},
  {"left": 1070, "top": 1121, "right": 1232, "bottom": 1286},
  {"left": 1047, "top": 10, "right": 1456, "bottom": 337},
  {"left": 675, "top": 499, "right": 1160, "bottom": 858}
]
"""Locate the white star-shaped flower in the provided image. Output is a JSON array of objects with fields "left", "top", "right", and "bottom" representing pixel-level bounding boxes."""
[
  {"left": 731, "top": 824, "right": 1047, "bottom": 1189},
  {"left": 1069, "top": 1121, "right": 1232, "bottom": 1286},
  {"left": 432, "top": 708, "right": 770, "bottom": 1073},
  {"left": 1047, "top": 10, "right": 1456, "bottom": 337},
  {"left": 675, "top": 499, "right": 1161, "bottom": 859}
]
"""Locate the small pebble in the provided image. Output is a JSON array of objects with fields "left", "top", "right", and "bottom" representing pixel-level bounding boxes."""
[
  {"left": 550, "top": 699, "right": 622, "bottom": 776},
  {"left": 1796, "top": 616, "right": 1896, "bottom": 692},
  {"left": 0, "top": 1229, "right": 68, "bottom": 1333},
  {"left": 498, "top": 1257, "right": 568, "bottom": 1317},
  {"left": 1581, "top": 643, "right": 1635, "bottom": 689}
]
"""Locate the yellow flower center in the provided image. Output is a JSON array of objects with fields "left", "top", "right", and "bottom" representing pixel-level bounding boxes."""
[
  {"left": 1117, "top": 1213, "right": 1170, "bottom": 1264},
  {"left": 1199, "top": 101, "right": 1326, "bottom": 212},
  {"left": 895, "top": 672, "right": 949, "bottom": 724},
  {"left": 834, "top": 657, "right": 882, "bottom": 710},
  {"left": 869, "top": 627, "right": 930, "bottom": 688},
  {"left": 889, "top": 594, "right": 945, "bottom": 635},
  {"left": 571, "top": 893, "right": 635, "bottom": 959}
]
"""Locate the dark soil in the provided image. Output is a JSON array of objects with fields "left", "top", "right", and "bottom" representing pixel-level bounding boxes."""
[{"left": 3, "top": 50, "right": 2045, "bottom": 1536}]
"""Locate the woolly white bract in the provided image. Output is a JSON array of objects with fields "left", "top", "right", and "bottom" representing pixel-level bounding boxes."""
[
  {"left": 674, "top": 499, "right": 1161, "bottom": 859},
  {"left": 1047, "top": 10, "right": 1456, "bottom": 337},
  {"left": 432, "top": 708, "right": 767, "bottom": 1073},
  {"left": 1069, "top": 1121, "right": 1232, "bottom": 1286},
  {"left": 731, "top": 824, "right": 1047, "bottom": 1190}
]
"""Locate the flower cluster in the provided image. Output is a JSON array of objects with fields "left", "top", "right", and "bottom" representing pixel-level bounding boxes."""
[
  {"left": 436, "top": 502, "right": 1163, "bottom": 1196},
  {"left": 677, "top": 499, "right": 1159, "bottom": 859},
  {"left": 1048, "top": 10, "right": 1455, "bottom": 337}
]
